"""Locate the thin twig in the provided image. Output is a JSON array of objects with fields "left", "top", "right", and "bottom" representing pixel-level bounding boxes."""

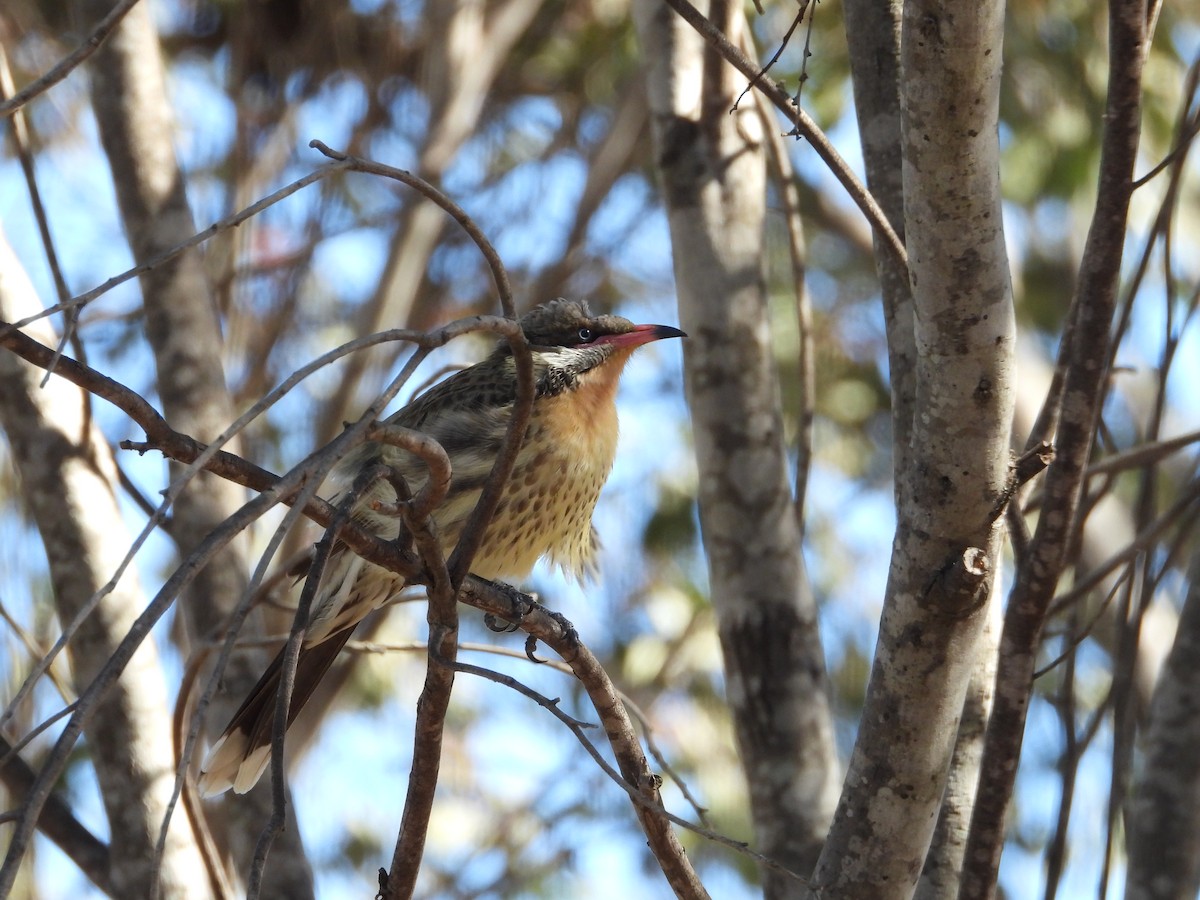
[
  {"left": 306, "top": 142, "right": 535, "bottom": 595},
  {"left": 0, "top": 42, "right": 86, "bottom": 380},
  {"left": 0, "top": 161, "right": 352, "bottom": 339},
  {"left": 732, "top": 2, "right": 809, "bottom": 111},
  {"left": 0, "top": 0, "right": 142, "bottom": 119},
  {"left": 661, "top": 0, "right": 908, "bottom": 273},
  {"left": 1047, "top": 478, "right": 1200, "bottom": 618},
  {"left": 457, "top": 579, "right": 712, "bottom": 899},
  {"left": 1084, "top": 429, "right": 1200, "bottom": 477},
  {"left": 447, "top": 655, "right": 801, "bottom": 887},
  {"left": 376, "top": 440, "right": 455, "bottom": 898},
  {"left": 752, "top": 47, "right": 814, "bottom": 532},
  {"left": 247, "top": 490, "right": 357, "bottom": 899}
]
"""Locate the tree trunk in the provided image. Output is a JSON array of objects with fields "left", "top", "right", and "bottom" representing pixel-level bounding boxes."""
[
  {"left": 85, "top": 1, "right": 315, "bottom": 892},
  {"left": 809, "top": 0, "right": 1015, "bottom": 893},
  {"left": 637, "top": 1, "right": 840, "bottom": 891},
  {"left": 0, "top": 227, "right": 210, "bottom": 898}
]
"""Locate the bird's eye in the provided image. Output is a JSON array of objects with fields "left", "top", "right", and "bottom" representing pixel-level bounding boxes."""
[{"left": 577, "top": 327, "right": 595, "bottom": 343}]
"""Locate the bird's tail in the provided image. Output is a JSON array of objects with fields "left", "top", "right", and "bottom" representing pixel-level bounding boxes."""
[{"left": 198, "top": 627, "right": 355, "bottom": 797}]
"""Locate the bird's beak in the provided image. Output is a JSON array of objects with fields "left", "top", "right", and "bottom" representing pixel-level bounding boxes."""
[{"left": 599, "top": 323, "right": 687, "bottom": 349}]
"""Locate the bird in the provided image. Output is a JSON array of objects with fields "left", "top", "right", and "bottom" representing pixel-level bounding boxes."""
[{"left": 198, "top": 298, "right": 685, "bottom": 796}]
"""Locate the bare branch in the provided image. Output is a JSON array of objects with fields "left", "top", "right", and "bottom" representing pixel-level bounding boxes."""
[
  {"left": 961, "top": 0, "right": 1151, "bottom": 893},
  {"left": 0, "top": 0, "right": 141, "bottom": 119},
  {"left": 456, "top": 579, "right": 712, "bottom": 899}
]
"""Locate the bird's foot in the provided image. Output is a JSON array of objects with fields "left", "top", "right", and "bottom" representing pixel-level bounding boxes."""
[
  {"left": 483, "top": 586, "right": 538, "bottom": 633},
  {"left": 525, "top": 609, "right": 578, "bottom": 664}
]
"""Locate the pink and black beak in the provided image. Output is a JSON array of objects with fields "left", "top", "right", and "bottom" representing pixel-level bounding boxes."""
[{"left": 598, "top": 323, "right": 687, "bottom": 350}]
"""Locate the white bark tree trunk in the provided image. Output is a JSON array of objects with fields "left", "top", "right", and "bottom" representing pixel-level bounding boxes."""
[
  {"left": 808, "top": 0, "right": 1015, "bottom": 894},
  {"left": 84, "top": 1, "right": 314, "bottom": 891},
  {"left": 0, "top": 227, "right": 210, "bottom": 898},
  {"left": 637, "top": 1, "right": 840, "bottom": 891}
]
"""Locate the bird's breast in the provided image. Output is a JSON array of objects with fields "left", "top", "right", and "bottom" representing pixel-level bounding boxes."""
[{"left": 467, "top": 369, "right": 623, "bottom": 581}]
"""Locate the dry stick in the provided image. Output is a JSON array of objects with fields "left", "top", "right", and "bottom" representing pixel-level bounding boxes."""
[
  {"left": 1083, "top": 428, "right": 1200, "bottom": 477},
  {"left": 0, "top": 702, "right": 79, "bottom": 769},
  {"left": 309, "top": 140, "right": 516, "bottom": 321},
  {"left": 1101, "top": 168, "right": 1196, "bottom": 898},
  {"left": 1034, "top": 569, "right": 1133, "bottom": 680},
  {"left": 1042, "top": 594, "right": 1084, "bottom": 900},
  {"left": 957, "top": 1, "right": 1150, "bottom": 896},
  {"left": 384, "top": 461, "right": 456, "bottom": 900},
  {"left": 0, "top": 0, "right": 141, "bottom": 119},
  {"left": 732, "top": 0, "right": 809, "bottom": 110},
  {"left": 171, "top": 659, "right": 235, "bottom": 900},
  {"left": 620, "top": 696, "right": 711, "bottom": 828},
  {"left": 342, "top": 425, "right": 455, "bottom": 900},
  {"left": 1106, "top": 62, "right": 1200, "bottom": 387},
  {"left": 1046, "top": 478, "right": 1200, "bottom": 618},
  {"left": 343, "top": 635, "right": 718, "bottom": 829},
  {"left": 0, "top": 43, "right": 85, "bottom": 378},
  {"left": 756, "top": 81, "right": 815, "bottom": 530},
  {"left": 1131, "top": 56, "right": 1200, "bottom": 190},
  {"left": 348, "top": 638, "right": 716, "bottom": 830},
  {"left": 0, "top": 597, "right": 74, "bottom": 702},
  {"left": 661, "top": 0, "right": 908, "bottom": 273}
]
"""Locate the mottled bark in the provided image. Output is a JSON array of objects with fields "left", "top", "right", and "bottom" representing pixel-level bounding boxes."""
[
  {"left": 842, "top": 0, "right": 916, "bottom": 468},
  {"left": 637, "top": 0, "right": 839, "bottom": 891},
  {"left": 959, "top": 1, "right": 1148, "bottom": 894},
  {"left": 0, "top": 227, "right": 209, "bottom": 897},
  {"left": 1124, "top": 550, "right": 1200, "bottom": 900},
  {"left": 915, "top": 598, "right": 1001, "bottom": 900},
  {"left": 808, "top": 0, "right": 1015, "bottom": 895},
  {"left": 84, "top": 1, "right": 314, "bottom": 893}
]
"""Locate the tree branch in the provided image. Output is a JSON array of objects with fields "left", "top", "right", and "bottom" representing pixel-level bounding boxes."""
[{"left": 959, "top": 0, "right": 1150, "bottom": 894}]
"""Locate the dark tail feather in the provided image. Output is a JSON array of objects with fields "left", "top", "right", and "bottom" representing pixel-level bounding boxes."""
[{"left": 198, "top": 628, "right": 355, "bottom": 796}]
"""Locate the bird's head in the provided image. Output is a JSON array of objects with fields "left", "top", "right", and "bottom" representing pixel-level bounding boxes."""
[{"left": 509, "top": 298, "right": 685, "bottom": 395}]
